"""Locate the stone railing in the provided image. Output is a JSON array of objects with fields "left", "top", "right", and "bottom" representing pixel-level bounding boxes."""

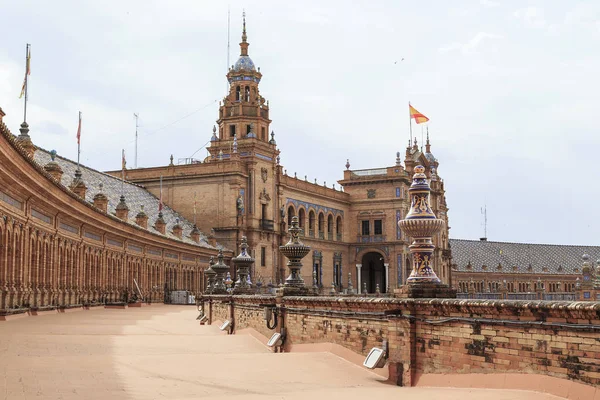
[{"left": 201, "top": 294, "right": 600, "bottom": 394}]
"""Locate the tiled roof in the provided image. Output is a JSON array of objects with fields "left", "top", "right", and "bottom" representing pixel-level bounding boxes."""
[
  {"left": 34, "top": 148, "right": 218, "bottom": 250},
  {"left": 450, "top": 239, "right": 600, "bottom": 275}
]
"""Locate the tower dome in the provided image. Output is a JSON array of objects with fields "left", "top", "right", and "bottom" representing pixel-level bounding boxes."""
[{"left": 233, "top": 55, "right": 256, "bottom": 72}]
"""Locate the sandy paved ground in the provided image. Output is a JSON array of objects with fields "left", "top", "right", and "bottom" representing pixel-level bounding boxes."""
[{"left": 0, "top": 305, "right": 564, "bottom": 400}]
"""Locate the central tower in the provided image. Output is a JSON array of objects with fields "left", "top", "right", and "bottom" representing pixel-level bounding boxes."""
[{"left": 215, "top": 13, "right": 271, "bottom": 144}]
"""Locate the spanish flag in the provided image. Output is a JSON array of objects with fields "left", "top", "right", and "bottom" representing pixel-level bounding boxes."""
[
  {"left": 409, "top": 104, "right": 429, "bottom": 124},
  {"left": 19, "top": 45, "right": 31, "bottom": 99}
]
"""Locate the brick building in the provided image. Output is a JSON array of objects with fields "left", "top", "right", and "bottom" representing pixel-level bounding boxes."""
[
  {"left": 107, "top": 18, "right": 452, "bottom": 293},
  {"left": 0, "top": 108, "right": 224, "bottom": 310},
  {"left": 451, "top": 238, "right": 600, "bottom": 301}
]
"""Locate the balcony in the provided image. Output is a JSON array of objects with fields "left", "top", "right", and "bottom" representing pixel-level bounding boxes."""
[
  {"left": 309, "top": 229, "right": 314, "bottom": 238},
  {"left": 336, "top": 233, "right": 342, "bottom": 241},
  {"left": 357, "top": 235, "right": 386, "bottom": 243},
  {"left": 328, "top": 232, "right": 333, "bottom": 241},
  {"left": 260, "top": 219, "right": 274, "bottom": 231},
  {"left": 318, "top": 231, "right": 325, "bottom": 240}
]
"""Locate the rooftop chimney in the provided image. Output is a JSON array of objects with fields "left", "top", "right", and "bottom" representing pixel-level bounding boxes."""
[
  {"left": 115, "top": 195, "right": 129, "bottom": 221},
  {"left": 93, "top": 183, "right": 108, "bottom": 213},
  {"left": 135, "top": 205, "right": 148, "bottom": 229}
]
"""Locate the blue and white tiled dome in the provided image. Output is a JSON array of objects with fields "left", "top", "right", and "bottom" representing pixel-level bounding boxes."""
[{"left": 234, "top": 55, "right": 256, "bottom": 72}]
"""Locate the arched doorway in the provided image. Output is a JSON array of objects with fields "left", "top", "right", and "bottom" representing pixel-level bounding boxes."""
[{"left": 361, "top": 252, "right": 386, "bottom": 293}]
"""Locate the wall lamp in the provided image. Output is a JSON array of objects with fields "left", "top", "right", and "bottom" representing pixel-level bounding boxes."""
[{"left": 363, "top": 340, "right": 388, "bottom": 369}]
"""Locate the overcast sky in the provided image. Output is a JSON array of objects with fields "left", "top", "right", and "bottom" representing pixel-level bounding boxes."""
[{"left": 1, "top": 0, "right": 599, "bottom": 246}]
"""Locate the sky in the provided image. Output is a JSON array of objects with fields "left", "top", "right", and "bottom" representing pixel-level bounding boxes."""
[{"left": 1, "top": 0, "right": 599, "bottom": 246}]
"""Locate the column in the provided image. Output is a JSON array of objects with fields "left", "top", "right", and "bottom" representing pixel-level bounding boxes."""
[
  {"left": 384, "top": 263, "right": 389, "bottom": 292},
  {"left": 356, "top": 264, "right": 362, "bottom": 293}
]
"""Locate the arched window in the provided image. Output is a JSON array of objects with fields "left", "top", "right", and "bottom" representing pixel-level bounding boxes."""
[
  {"left": 244, "top": 86, "right": 250, "bottom": 102},
  {"left": 236, "top": 86, "right": 241, "bottom": 101},
  {"left": 327, "top": 214, "right": 333, "bottom": 240},
  {"left": 308, "top": 210, "right": 315, "bottom": 237},
  {"left": 298, "top": 208, "right": 306, "bottom": 232},
  {"left": 336, "top": 216, "right": 342, "bottom": 241},
  {"left": 287, "top": 205, "right": 295, "bottom": 226},
  {"left": 318, "top": 213, "right": 325, "bottom": 239}
]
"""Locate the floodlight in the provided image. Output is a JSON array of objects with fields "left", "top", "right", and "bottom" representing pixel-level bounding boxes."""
[
  {"left": 267, "top": 332, "right": 283, "bottom": 347},
  {"left": 363, "top": 347, "right": 386, "bottom": 369},
  {"left": 219, "top": 320, "right": 231, "bottom": 331}
]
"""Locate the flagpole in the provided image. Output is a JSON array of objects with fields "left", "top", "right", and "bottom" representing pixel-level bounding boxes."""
[
  {"left": 121, "top": 149, "right": 125, "bottom": 196},
  {"left": 23, "top": 44, "right": 31, "bottom": 123},
  {"left": 408, "top": 102, "right": 413, "bottom": 145},
  {"left": 193, "top": 191, "right": 197, "bottom": 225},
  {"left": 159, "top": 175, "right": 163, "bottom": 213},
  {"left": 77, "top": 111, "right": 81, "bottom": 168}
]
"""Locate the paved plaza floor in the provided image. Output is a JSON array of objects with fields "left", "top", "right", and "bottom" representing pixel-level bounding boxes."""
[{"left": 0, "top": 305, "right": 565, "bottom": 400}]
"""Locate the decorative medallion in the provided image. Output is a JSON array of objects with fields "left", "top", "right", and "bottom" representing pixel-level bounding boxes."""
[
  {"left": 367, "top": 189, "right": 376, "bottom": 199},
  {"left": 261, "top": 167, "right": 268, "bottom": 183}
]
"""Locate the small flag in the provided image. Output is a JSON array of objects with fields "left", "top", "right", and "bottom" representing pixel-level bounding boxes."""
[
  {"left": 76, "top": 112, "right": 82, "bottom": 145},
  {"left": 19, "top": 45, "right": 31, "bottom": 99},
  {"left": 409, "top": 104, "right": 429, "bottom": 124},
  {"left": 121, "top": 149, "right": 126, "bottom": 170}
]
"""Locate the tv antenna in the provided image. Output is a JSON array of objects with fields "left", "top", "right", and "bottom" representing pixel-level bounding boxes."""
[
  {"left": 226, "top": 6, "right": 231, "bottom": 91},
  {"left": 480, "top": 204, "right": 487, "bottom": 241}
]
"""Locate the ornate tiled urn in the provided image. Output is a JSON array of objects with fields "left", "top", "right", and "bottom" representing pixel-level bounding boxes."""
[
  {"left": 210, "top": 250, "right": 229, "bottom": 294},
  {"left": 279, "top": 216, "right": 311, "bottom": 295},
  {"left": 397, "top": 165, "right": 455, "bottom": 298},
  {"left": 204, "top": 256, "right": 217, "bottom": 294},
  {"left": 232, "top": 236, "right": 255, "bottom": 294}
]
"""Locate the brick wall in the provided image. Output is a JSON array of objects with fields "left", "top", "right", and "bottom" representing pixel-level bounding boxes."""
[{"left": 203, "top": 295, "right": 600, "bottom": 390}]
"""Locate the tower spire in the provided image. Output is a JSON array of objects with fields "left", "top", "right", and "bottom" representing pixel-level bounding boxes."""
[
  {"left": 425, "top": 126, "right": 431, "bottom": 153},
  {"left": 240, "top": 11, "right": 249, "bottom": 56}
]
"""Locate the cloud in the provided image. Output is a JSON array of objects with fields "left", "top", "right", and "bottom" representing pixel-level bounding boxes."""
[
  {"left": 514, "top": 7, "right": 546, "bottom": 28},
  {"left": 439, "top": 32, "right": 503, "bottom": 54},
  {"left": 480, "top": 0, "right": 499, "bottom": 8},
  {"left": 564, "top": 3, "right": 600, "bottom": 34},
  {"left": 36, "top": 120, "right": 69, "bottom": 137}
]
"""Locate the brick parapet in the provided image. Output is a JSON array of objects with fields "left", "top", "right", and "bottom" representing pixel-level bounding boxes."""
[{"left": 203, "top": 295, "right": 600, "bottom": 389}]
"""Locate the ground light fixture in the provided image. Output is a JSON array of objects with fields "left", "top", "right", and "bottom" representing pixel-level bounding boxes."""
[
  {"left": 267, "top": 332, "right": 283, "bottom": 347},
  {"left": 363, "top": 348, "right": 386, "bottom": 369},
  {"left": 219, "top": 320, "right": 231, "bottom": 331},
  {"left": 363, "top": 340, "right": 388, "bottom": 369}
]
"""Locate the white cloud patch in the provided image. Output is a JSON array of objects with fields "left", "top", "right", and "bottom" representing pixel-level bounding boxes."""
[
  {"left": 439, "top": 32, "right": 502, "bottom": 54},
  {"left": 480, "top": 0, "right": 499, "bottom": 7},
  {"left": 514, "top": 7, "right": 547, "bottom": 28}
]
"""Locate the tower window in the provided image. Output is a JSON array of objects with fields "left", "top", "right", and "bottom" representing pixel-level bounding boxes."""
[
  {"left": 247, "top": 124, "right": 252, "bottom": 134},
  {"left": 261, "top": 247, "right": 266, "bottom": 267},
  {"left": 374, "top": 220, "right": 383, "bottom": 235},
  {"left": 236, "top": 86, "right": 241, "bottom": 101},
  {"left": 229, "top": 125, "right": 236, "bottom": 137},
  {"left": 245, "top": 86, "right": 250, "bottom": 102},
  {"left": 361, "top": 220, "right": 370, "bottom": 235},
  {"left": 261, "top": 127, "right": 266, "bottom": 141}
]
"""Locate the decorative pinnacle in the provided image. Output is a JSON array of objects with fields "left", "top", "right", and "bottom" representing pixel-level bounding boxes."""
[
  {"left": 345, "top": 159, "right": 350, "bottom": 170},
  {"left": 50, "top": 150, "right": 57, "bottom": 161},
  {"left": 242, "top": 10, "right": 247, "bottom": 41},
  {"left": 240, "top": 10, "right": 249, "bottom": 56}
]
